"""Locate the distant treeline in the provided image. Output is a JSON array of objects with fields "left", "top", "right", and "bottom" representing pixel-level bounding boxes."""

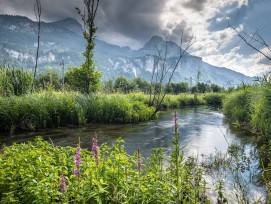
[
  {"left": 103, "top": 76, "right": 224, "bottom": 94},
  {"left": 0, "top": 67, "right": 224, "bottom": 96}
]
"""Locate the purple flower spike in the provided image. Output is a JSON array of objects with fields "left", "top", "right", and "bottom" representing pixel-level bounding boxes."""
[
  {"left": 92, "top": 136, "right": 100, "bottom": 165},
  {"left": 59, "top": 174, "right": 67, "bottom": 192},
  {"left": 74, "top": 144, "right": 81, "bottom": 176}
]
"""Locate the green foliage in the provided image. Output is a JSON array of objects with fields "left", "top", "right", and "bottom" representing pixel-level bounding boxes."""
[
  {"left": 0, "top": 91, "right": 154, "bottom": 133},
  {"left": 191, "top": 82, "right": 224, "bottom": 94},
  {"left": 113, "top": 76, "right": 131, "bottom": 93},
  {"left": 222, "top": 84, "right": 271, "bottom": 192},
  {"left": 0, "top": 67, "right": 33, "bottom": 96},
  {"left": 223, "top": 89, "right": 252, "bottom": 122},
  {"left": 166, "top": 82, "right": 189, "bottom": 94},
  {"left": 65, "top": 66, "right": 101, "bottom": 93},
  {"left": 0, "top": 137, "right": 211, "bottom": 203},
  {"left": 103, "top": 76, "right": 224, "bottom": 95},
  {"left": 203, "top": 93, "right": 225, "bottom": 106},
  {"left": 35, "top": 69, "right": 62, "bottom": 90},
  {"left": 251, "top": 84, "right": 271, "bottom": 140},
  {"left": 163, "top": 93, "right": 225, "bottom": 108},
  {"left": 102, "top": 79, "right": 114, "bottom": 93}
]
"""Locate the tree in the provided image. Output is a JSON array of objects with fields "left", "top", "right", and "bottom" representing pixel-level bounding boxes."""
[
  {"left": 132, "top": 77, "right": 151, "bottom": 93},
  {"left": 114, "top": 76, "right": 131, "bottom": 93},
  {"left": 72, "top": 0, "right": 101, "bottom": 93},
  {"left": 32, "top": 0, "right": 41, "bottom": 92},
  {"left": 148, "top": 33, "right": 196, "bottom": 118},
  {"left": 211, "top": 84, "right": 222, "bottom": 92}
]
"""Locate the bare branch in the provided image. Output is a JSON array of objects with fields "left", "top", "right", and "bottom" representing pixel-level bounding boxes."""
[{"left": 228, "top": 23, "right": 271, "bottom": 61}]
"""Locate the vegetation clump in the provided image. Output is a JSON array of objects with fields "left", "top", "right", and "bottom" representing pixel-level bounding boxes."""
[{"left": 0, "top": 137, "right": 210, "bottom": 203}]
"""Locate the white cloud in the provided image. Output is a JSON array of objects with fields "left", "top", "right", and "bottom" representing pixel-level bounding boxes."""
[{"left": 158, "top": 0, "right": 270, "bottom": 76}]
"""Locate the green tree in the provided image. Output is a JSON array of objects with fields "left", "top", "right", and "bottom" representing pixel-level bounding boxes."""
[
  {"left": 211, "top": 84, "right": 223, "bottom": 92},
  {"left": 132, "top": 77, "right": 150, "bottom": 93},
  {"left": 176, "top": 82, "right": 189, "bottom": 93},
  {"left": 114, "top": 76, "right": 130, "bottom": 93},
  {"left": 70, "top": 0, "right": 101, "bottom": 94}
]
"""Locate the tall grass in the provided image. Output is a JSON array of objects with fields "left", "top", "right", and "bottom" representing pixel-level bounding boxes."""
[
  {"left": 223, "top": 84, "right": 271, "bottom": 194},
  {"left": 0, "top": 67, "right": 33, "bottom": 96},
  {"left": 223, "top": 88, "right": 252, "bottom": 123},
  {"left": 0, "top": 91, "right": 154, "bottom": 134}
]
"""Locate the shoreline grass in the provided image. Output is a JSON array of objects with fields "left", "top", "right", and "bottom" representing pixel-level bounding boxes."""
[
  {"left": 0, "top": 91, "right": 155, "bottom": 134},
  {"left": 0, "top": 91, "right": 225, "bottom": 134},
  {"left": 223, "top": 84, "right": 271, "bottom": 198}
]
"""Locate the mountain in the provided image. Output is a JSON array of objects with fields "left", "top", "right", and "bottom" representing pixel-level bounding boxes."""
[{"left": 0, "top": 14, "right": 254, "bottom": 87}]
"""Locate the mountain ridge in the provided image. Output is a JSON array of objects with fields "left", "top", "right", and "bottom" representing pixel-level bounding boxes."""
[{"left": 0, "top": 14, "right": 254, "bottom": 87}]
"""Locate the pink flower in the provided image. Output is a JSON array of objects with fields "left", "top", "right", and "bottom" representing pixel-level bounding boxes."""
[
  {"left": 59, "top": 174, "right": 66, "bottom": 192},
  {"left": 92, "top": 136, "right": 100, "bottom": 165},
  {"left": 74, "top": 144, "right": 81, "bottom": 176}
]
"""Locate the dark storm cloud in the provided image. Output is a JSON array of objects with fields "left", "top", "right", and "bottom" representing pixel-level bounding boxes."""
[
  {"left": 0, "top": 0, "right": 80, "bottom": 21},
  {"left": 96, "top": 0, "right": 166, "bottom": 45},
  {"left": 0, "top": 0, "right": 169, "bottom": 47},
  {"left": 182, "top": 0, "right": 207, "bottom": 12}
]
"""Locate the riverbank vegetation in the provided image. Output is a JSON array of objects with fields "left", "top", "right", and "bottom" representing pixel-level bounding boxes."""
[
  {"left": 0, "top": 91, "right": 154, "bottom": 134},
  {"left": 223, "top": 82, "right": 271, "bottom": 201},
  {"left": 0, "top": 67, "right": 225, "bottom": 134}
]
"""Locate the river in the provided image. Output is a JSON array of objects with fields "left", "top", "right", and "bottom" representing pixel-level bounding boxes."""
[
  {"left": 0, "top": 106, "right": 266, "bottom": 202},
  {"left": 0, "top": 106, "right": 256, "bottom": 156}
]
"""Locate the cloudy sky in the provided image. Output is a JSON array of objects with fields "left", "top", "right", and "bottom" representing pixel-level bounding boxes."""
[{"left": 0, "top": 0, "right": 270, "bottom": 76}]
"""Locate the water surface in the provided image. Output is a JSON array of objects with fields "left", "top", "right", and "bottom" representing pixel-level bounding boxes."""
[{"left": 0, "top": 106, "right": 255, "bottom": 157}]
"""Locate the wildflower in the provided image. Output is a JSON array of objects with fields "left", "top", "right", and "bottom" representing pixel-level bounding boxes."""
[
  {"left": 59, "top": 174, "right": 67, "bottom": 192},
  {"left": 92, "top": 135, "right": 100, "bottom": 165},
  {"left": 74, "top": 144, "right": 81, "bottom": 176}
]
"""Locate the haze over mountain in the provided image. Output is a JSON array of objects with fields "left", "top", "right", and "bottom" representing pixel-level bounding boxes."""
[{"left": 0, "top": 15, "right": 254, "bottom": 87}]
